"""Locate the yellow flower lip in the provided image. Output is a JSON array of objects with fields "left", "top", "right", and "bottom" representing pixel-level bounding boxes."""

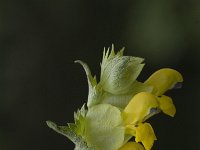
[
  {"left": 157, "top": 95, "right": 176, "bottom": 117},
  {"left": 145, "top": 68, "right": 183, "bottom": 96},
  {"left": 124, "top": 123, "right": 157, "bottom": 150},
  {"left": 123, "top": 92, "right": 159, "bottom": 125},
  {"left": 119, "top": 142, "right": 145, "bottom": 150},
  {"left": 135, "top": 123, "right": 157, "bottom": 150}
]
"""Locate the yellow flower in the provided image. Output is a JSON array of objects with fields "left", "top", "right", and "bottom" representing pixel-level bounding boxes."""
[
  {"left": 157, "top": 95, "right": 176, "bottom": 117},
  {"left": 123, "top": 92, "right": 159, "bottom": 125},
  {"left": 123, "top": 92, "right": 158, "bottom": 150},
  {"left": 144, "top": 68, "right": 183, "bottom": 117},
  {"left": 122, "top": 68, "right": 183, "bottom": 150},
  {"left": 145, "top": 68, "right": 183, "bottom": 96},
  {"left": 119, "top": 142, "right": 145, "bottom": 150}
]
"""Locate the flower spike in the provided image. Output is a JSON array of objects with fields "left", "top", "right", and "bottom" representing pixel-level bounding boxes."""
[{"left": 47, "top": 45, "right": 183, "bottom": 150}]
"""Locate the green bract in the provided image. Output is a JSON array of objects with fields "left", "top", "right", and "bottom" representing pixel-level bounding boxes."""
[
  {"left": 100, "top": 46, "right": 144, "bottom": 94},
  {"left": 85, "top": 104, "right": 124, "bottom": 150},
  {"left": 47, "top": 105, "right": 94, "bottom": 150}
]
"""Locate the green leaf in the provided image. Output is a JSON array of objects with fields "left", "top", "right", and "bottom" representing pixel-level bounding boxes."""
[
  {"left": 46, "top": 121, "right": 94, "bottom": 150},
  {"left": 46, "top": 121, "right": 78, "bottom": 144},
  {"left": 84, "top": 104, "right": 125, "bottom": 150}
]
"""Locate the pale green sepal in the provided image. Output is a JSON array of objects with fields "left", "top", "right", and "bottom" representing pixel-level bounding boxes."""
[
  {"left": 85, "top": 104, "right": 125, "bottom": 150},
  {"left": 101, "top": 81, "right": 153, "bottom": 109},
  {"left": 75, "top": 60, "right": 103, "bottom": 108},
  {"left": 101, "top": 92, "right": 133, "bottom": 109},
  {"left": 100, "top": 46, "right": 145, "bottom": 95},
  {"left": 130, "top": 81, "right": 153, "bottom": 94}
]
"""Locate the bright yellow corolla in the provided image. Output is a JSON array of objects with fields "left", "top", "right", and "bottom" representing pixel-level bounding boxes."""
[
  {"left": 135, "top": 123, "right": 157, "bottom": 150},
  {"left": 119, "top": 142, "right": 145, "bottom": 150},
  {"left": 145, "top": 68, "right": 183, "bottom": 96},
  {"left": 123, "top": 92, "right": 158, "bottom": 150},
  {"left": 122, "top": 92, "right": 176, "bottom": 150},
  {"left": 144, "top": 68, "right": 181, "bottom": 117},
  {"left": 157, "top": 95, "right": 176, "bottom": 117},
  {"left": 121, "top": 68, "right": 183, "bottom": 150},
  {"left": 123, "top": 92, "right": 159, "bottom": 125}
]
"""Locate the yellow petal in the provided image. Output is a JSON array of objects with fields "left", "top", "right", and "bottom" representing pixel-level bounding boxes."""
[
  {"left": 123, "top": 92, "right": 159, "bottom": 124},
  {"left": 145, "top": 68, "right": 183, "bottom": 96},
  {"left": 157, "top": 95, "right": 176, "bottom": 117},
  {"left": 119, "top": 142, "right": 145, "bottom": 150},
  {"left": 135, "top": 123, "right": 157, "bottom": 150}
]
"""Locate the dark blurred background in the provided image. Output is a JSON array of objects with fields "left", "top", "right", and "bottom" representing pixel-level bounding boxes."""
[{"left": 0, "top": 0, "right": 199, "bottom": 149}]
